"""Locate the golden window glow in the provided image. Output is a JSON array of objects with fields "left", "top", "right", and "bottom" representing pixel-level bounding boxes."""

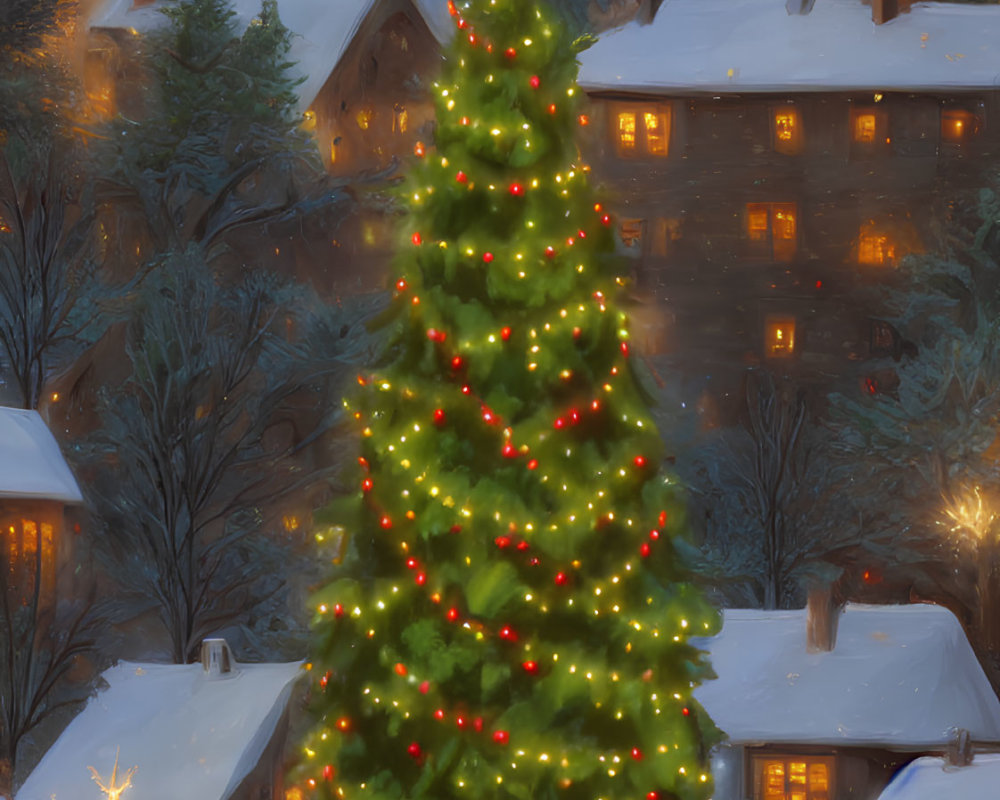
[
  {"left": 301, "top": 109, "right": 317, "bottom": 131},
  {"left": 747, "top": 205, "right": 769, "bottom": 242},
  {"left": 356, "top": 108, "right": 373, "bottom": 130},
  {"left": 858, "top": 233, "right": 895, "bottom": 266},
  {"left": 773, "top": 107, "right": 802, "bottom": 154},
  {"left": 620, "top": 219, "right": 644, "bottom": 249},
  {"left": 393, "top": 105, "right": 408, "bottom": 134},
  {"left": 746, "top": 203, "right": 797, "bottom": 261},
  {"left": 757, "top": 756, "right": 831, "bottom": 800},
  {"left": 5, "top": 516, "right": 56, "bottom": 600},
  {"left": 617, "top": 112, "right": 636, "bottom": 150},
  {"left": 765, "top": 319, "right": 796, "bottom": 358},
  {"left": 644, "top": 111, "right": 668, "bottom": 155},
  {"left": 854, "top": 113, "right": 876, "bottom": 143},
  {"left": 942, "top": 109, "right": 977, "bottom": 143}
]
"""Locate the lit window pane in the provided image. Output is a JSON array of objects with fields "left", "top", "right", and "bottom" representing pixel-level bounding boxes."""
[
  {"left": 942, "top": 109, "right": 976, "bottom": 143},
  {"left": 747, "top": 204, "right": 769, "bottom": 241},
  {"left": 809, "top": 763, "right": 829, "bottom": 792},
  {"left": 644, "top": 111, "right": 668, "bottom": 155},
  {"left": 764, "top": 761, "right": 785, "bottom": 800},
  {"left": 767, "top": 319, "right": 796, "bottom": 357},
  {"left": 854, "top": 113, "right": 876, "bottom": 143},
  {"left": 789, "top": 762, "right": 807, "bottom": 784},
  {"left": 773, "top": 208, "right": 796, "bottom": 240},
  {"left": 618, "top": 112, "right": 636, "bottom": 150}
]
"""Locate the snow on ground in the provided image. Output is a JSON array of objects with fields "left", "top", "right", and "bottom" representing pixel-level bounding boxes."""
[
  {"left": 16, "top": 659, "right": 302, "bottom": 800},
  {"left": 0, "top": 407, "right": 82, "bottom": 502},
  {"left": 578, "top": 0, "right": 1000, "bottom": 93},
  {"left": 89, "top": 0, "right": 454, "bottom": 113},
  {"left": 692, "top": 604, "right": 1000, "bottom": 746},
  {"left": 877, "top": 753, "right": 1000, "bottom": 799}
]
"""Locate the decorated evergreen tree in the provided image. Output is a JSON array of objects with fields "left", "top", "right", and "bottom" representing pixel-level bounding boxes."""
[{"left": 293, "top": 1, "right": 720, "bottom": 798}]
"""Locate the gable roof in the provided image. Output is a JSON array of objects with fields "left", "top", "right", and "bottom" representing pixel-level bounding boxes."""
[
  {"left": 877, "top": 753, "right": 1000, "bottom": 799},
  {"left": 16, "top": 658, "right": 303, "bottom": 800},
  {"left": 0, "top": 407, "right": 82, "bottom": 503},
  {"left": 692, "top": 603, "right": 1000, "bottom": 748},
  {"left": 89, "top": 0, "right": 454, "bottom": 112},
  {"left": 577, "top": 0, "right": 1000, "bottom": 94}
]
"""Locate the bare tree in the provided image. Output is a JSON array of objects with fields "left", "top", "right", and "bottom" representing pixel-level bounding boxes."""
[
  {"left": 84, "top": 251, "right": 379, "bottom": 663},
  {"left": 0, "top": 533, "right": 101, "bottom": 797},
  {"left": 0, "top": 148, "right": 110, "bottom": 409},
  {"left": 680, "top": 371, "right": 861, "bottom": 609}
]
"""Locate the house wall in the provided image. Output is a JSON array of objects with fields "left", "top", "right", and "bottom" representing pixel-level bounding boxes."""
[
  {"left": 228, "top": 703, "right": 292, "bottom": 800},
  {"left": 581, "top": 88, "right": 1000, "bottom": 412}
]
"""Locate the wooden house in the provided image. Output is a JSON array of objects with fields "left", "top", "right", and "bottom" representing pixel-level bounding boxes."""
[
  {"left": 0, "top": 407, "right": 83, "bottom": 604},
  {"left": 87, "top": 0, "right": 453, "bottom": 292},
  {"left": 692, "top": 601, "right": 1000, "bottom": 800},
  {"left": 15, "top": 639, "right": 303, "bottom": 800},
  {"left": 576, "top": 0, "right": 1000, "bottom": 410}
]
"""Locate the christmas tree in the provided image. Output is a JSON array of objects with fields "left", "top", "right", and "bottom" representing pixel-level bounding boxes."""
[{"left": 292, "top": 1, "right": 720, "bottom": 798}]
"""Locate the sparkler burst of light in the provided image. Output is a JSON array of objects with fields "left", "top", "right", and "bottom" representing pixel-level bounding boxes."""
[
  {"left": 941, "top": 485, "right": 997, "bottom": 541},
  {"left": 87, "top": 747, "right": 137, "bottom": 800}
]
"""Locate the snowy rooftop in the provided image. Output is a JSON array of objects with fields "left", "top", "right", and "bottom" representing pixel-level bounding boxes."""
[
  {"left": 0, "top": 407, "right": 82, "bottom": 503},
  {"left": 89, "top": 0, "right": 453, "bottom": 112},
  {"left": 692, "top": 604, "right": 1000, "bottom": 747},
  {"left": 577, "top": 0, "right": 1000, "bottom": 94},
  {"left": 16, "top": 658, "right": 303, "bottom": 800},
  {"left": 877, "top": 753, "right": 1000, "bottom": 800}
]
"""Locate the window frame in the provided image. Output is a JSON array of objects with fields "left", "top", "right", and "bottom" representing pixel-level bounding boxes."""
[
  {"left": 744, "top": 202, "right": 799, "bottom": 262},
  {"left": 849, "top": 105, "right": 890, "bottom": 154},
  {"left": 940, "top": 107, "right": 983, "bottom": 144},
  {"left": 611, "top": 102, "right": 672, "bottom": 158},
  {"left": 764, "top": 316, "right": 797, "bottom": 360},
  {"left": 750, "top": 751, "right": 835, "bottom": 800},
  {"left": 771, "top": 105, "right": 803, "bottom": 155}
]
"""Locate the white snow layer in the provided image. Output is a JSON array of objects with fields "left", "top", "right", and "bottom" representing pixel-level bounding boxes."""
[
  {"left": 692, "top": 604, "right": 1000, "bottom": 747},
  {"left": 16, "top": 659, "right": 303, "bottom": 800},
  {"left": 0, "top": 407, "right": 82, "bottom": 503},
  {"left": 89, "top": 0, "right": 454, "bottom": 113},
  {"left": 577, "top": 0, "right": 1000, "bottom": 93},
  {"left": 878, "top": 754, "right": 1000, "bottom": 800}
]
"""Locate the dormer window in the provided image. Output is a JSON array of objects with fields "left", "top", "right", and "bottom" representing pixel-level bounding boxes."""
[
  {"left": 941, "top": 109, "right": 981, "bottom": 143},
  {"left": 746, "top": 203, "right": 797, "bottom": 262},
  {"left": 613, "top": 104, "right": 670, "bottom": 157},
  {"left": 765, "top": 317, "right": 796, "bottom": 358},
  {"left": 772, "top": 106, "right": 802, "bottom": 155}
]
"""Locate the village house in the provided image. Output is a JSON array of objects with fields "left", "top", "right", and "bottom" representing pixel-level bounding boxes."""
[
  {"left": 0, "top": 406, "right": 83, "bottom": 604},
  {"left": 15, "top": 639, "right": 303, "bottom": 800},
  {"left": 86, "top": 0, "right": 453, "bottom": 292},
  {"left": 575, "top": 0, "right": 1000, "bottom": 411},
  {"left": 692, "top": 600, "right": 1000, "bottom": 800}
]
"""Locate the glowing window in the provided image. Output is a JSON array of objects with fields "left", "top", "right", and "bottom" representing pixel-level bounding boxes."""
[
  {"left": 614, "top": 105, "right": 670, "bottom": 156},
  {"left": 620, "top": 219, "right": 644, "bottom": 249},
  {"left": 773, "top": 107, "right": 802, "bottom": 154},
  {"left": 5, "top": 516, "right": 57, "bottom": 602},
  {"left": 745, "top": 203, "right": 797, "bottom": 261},
  {"left": 854, "top": 113, "right": 876, "bottom": 143},
  {"left": 941, "top": 109, "right": 979, "bottom": 143},
  {"left": 617, "top": 112, "right": 636, "bottom": 151},
  {"left": 356, "top": 108, "right": 373, "bottom": 130},
  {"left": 644, "top": 111, "right": 668, "bottom": 155},
  {"left": 755, "top": 755, "right": 832, "bottom": 800},
  {"left": 392, "top": 104, "right": 408, "bottom": 134},
  {"left": 765, "top": 318, "right": 796, "bottom": 358}
]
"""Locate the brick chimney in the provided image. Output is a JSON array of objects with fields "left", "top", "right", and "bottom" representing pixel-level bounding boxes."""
[
  {"left": 872, "top": 0, "right": 898, "bottom": 24},
  {"left": 806, "top": 587, "right": 843, "bottom": 653}
]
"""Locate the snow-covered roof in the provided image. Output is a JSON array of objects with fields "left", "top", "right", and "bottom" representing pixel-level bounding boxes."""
[
  {"left": 0, "top": 407, "right": 82, "bottom": 503},
  {"left": 877, "top": 753, "right": 1000, "bottom": 800},
  {"left": 692, "top": 604, "right": 1000, "bottom": 747},
  {"left": 89, "top": 0, "right": 453, "bottom": 112},
  {"left": 577, "top": 0, "right": 1000, "bottom": 94},
  {"left": 16, "top": 658, "right": 303, "bottom": 800}
]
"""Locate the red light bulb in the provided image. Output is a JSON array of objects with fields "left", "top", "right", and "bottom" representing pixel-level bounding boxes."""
[
  {"left": 493, "top": 730, "right": 509, "bottom": 744},
  {"left": 407, "top": 742, "right": 422, "bottom": 758},
  {"left": 361, "top": 478, "right": 373, "bottom": 492},
  {"left": 633, "top": 455, "right": 646, "bottom": 468},
  {"left": 433, "top": 408, "right": 446, "bottom": 425},
  {"left": 505, "top": 47, "right": 516, "bottom": 58},
  {"left": 483, "top": 252, "right": 494, "bottom": 263},
  {"left": 456, "top": 170, "right": 467, "bottom": 183},
  {"left": 526, "top": 458, "right": 538, "bottom": 470},
  {"left": 396, "top": 278, "right": 408, "bottom": 291},
  {"left": 500, "top": 326, "right": 511, "bottom": 341},
  {"left": 522, "top": 660, "right": 538, "bottom": 674},
  {"left": 631, "top": 748, "right": 643, "bottom": 761},
  {"left": 529, "top": 75, "right": 540, "bottom": 89},
  {"left": 446, "top": 607, "right": 459, "bottom": 621},
  {"left": 502, "top": 442, "right": 517, "bottom": 458},
  {"left": 544, "top": 245, "right": 556, "bottom": 259},
  {"left": 380, "top": 516, "right": 392, "bottom": 529},
  {"left": 639, "top": 543, "right": 651, "bottom": 558},
  {"left": 555, "top": 571, "right": 567, "bottom": 586},
  {"left": 323, "top": 764, "right": 335, "bottom": 781}
]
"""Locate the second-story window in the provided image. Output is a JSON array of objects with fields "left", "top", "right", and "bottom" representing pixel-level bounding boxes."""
[
  {"left": 772, "top": 106, "right": 802, "bottom": 155},
  {"left": 850, "top": 106, "right": 889, "bottom": 153},
  {"left": 746, "top": 202, "right": 797, "bottom": 262},
  {"left": 614, "top": 104, "right": 670, "bottom": 157},
  {"left": 941, "top": 109, "right": 981, "bottom": 143},
  {"left": 764, "top": 317, "right": 797, "bottom": 359}
]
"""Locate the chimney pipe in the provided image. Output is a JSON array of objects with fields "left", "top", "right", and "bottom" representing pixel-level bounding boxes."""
[
  {"left": 872, "top": 0, "right": 898, "bottom": 25},
  {"left": 806, "top": 587, "right": 842, "bottom": 653},
  {"left": 201, "top": 638, "right": 236, "bottom": 678}
]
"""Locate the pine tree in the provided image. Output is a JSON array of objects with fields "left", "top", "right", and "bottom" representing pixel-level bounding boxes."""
[{"left": 293, "top": 1, "right": 719, "bottom": 798}]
